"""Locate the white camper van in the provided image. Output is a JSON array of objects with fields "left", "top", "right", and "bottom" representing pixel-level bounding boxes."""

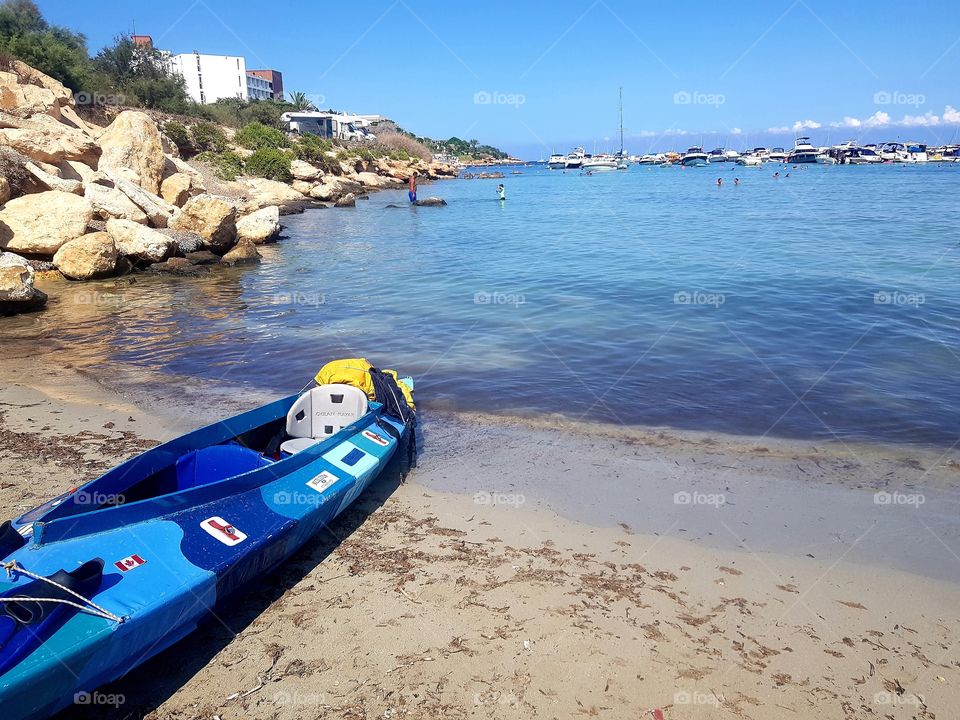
[{"left": 281, "top": 112, "right": 376, "bottom": 142}]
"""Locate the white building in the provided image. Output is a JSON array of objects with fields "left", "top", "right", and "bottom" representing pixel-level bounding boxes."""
[
  {"left": 245, "top": 73, "right": 273, "bottom": 101},
  {"left": 169, "top": 52, "right": 249, "bottom": 104}
]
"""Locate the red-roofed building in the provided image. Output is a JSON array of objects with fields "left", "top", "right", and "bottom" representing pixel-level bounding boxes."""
[{"left": 247, "top": 69, "right": 284, "bottom": 101}]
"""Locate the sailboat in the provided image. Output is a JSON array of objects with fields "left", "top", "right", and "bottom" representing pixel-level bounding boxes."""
[{"left": 615, "top": 87, "right": 628, "bottom": 170}]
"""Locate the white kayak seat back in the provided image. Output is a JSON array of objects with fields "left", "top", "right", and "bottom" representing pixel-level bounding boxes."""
[{"left": 285, "top": 384, "right": 369, "bottom": 440}]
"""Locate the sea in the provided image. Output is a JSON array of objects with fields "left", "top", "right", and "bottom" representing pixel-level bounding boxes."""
[{"left": 5, "top": 160, "right": 960, "bottom": 448}]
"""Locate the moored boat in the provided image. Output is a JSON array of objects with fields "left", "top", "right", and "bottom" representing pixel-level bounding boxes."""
[
  {"left": 582, "top": 155, "right": 618, "bottom": 172},
  {"left": 0, "top": 359, "right": 416, "bottom": 719},
  {"left": 786, "top": 136, "right": 819, "bottom": 163},
  {"left": 679, "top": 146, "right": 709, "bottom": 166},
  {"left": 564, "top": 147, "right": 585, "bottom": 169},
  {"left": 547, "top": 153, "right": 566, "bottom": 169}
]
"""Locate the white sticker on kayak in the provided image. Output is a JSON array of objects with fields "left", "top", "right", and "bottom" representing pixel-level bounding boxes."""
[
  {"left": 307, "top": 471, "right": 338, "bottom": 493},
  {"left": 201, "top": 516, "right": 247, "bottom": 546},
  {"left": 362, "top": 429, "right": 390, "bottom": 447}
]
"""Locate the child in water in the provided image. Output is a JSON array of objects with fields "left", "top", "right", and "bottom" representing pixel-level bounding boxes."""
[{"left": 497, "top": 183, "right": 506, "bottom": 201}]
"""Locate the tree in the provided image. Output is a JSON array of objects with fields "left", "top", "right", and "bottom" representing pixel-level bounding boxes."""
[
  {"left": 0, "top": 0, "right": 97, "bottom": 92},
  {"left": 92, "top": 35, "right": 190, "bottom": 112},
  {"left": 288, "top": 91, "right": 316, "bottom": 111}
]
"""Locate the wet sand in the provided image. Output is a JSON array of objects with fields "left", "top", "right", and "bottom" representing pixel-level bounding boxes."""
[{"left": 1, "top": 360, "right": 959, "bottom": 719}]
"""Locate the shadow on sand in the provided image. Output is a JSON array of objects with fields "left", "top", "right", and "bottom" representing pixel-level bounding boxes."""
[{"left": 56, "top": 448, "right": 412, "bottom": 720}]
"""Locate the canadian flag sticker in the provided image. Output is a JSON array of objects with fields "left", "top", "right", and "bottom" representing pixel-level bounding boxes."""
[
  {"left": 200, "top": 517, "right": 247, "bottom": 546},
  {"left": 114, "top": 554, "right": 146, "bottom": 572},
  {"left": 362, "top": 430, "right": 390, "bottom": 447}
]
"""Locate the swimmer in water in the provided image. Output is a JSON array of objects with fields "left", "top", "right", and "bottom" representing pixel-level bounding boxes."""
[
  {"left": 716, "top": 177, "right": 723, "bottom": 187},
  {"left": 497, "top": 183, "right": 506, "bottom": 201},
  {"left": 773, "top": 171, "right": 780, "bottom": 179},
  {"left": 734, "top": 177, "right": 740, "bottom": 186}
]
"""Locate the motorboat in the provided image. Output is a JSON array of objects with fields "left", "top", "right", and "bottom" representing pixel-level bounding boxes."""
[
  {"left": 547, "top": 153, "right": 566, "bottom": 169},
  {"left": 582, "top": 155, "right": 618, "bottom": 172},
  {"left": 679, "top": 147, "right": 709, "bottom": 166},
  {"left": 564, "top": 147, "right": 585, "bottom": 169},
  {"left": 786, "top": 137, "right": 819, "bottom": 163}
]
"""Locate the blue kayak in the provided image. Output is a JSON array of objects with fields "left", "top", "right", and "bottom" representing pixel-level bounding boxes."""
[{"left": 0, "top": 373, "right": 415, "bottom": 719}]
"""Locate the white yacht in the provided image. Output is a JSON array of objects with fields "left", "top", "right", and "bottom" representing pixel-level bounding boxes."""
[
  {"left": 902, "top": 142, "right": 929, "bottom": 162},
  {"left": 768, "top": 147, "right": 788, "bottom": 162},
  {"left": 564, "top": 147, "right": 585, "bottom": 169},
  {"left": 786, "top": 137, "right": 819, "bottom": 163},
  {"left": 679, "top": 146, "right": 709, "bottom": 167},
  {"left": 582, "top": 155, "right": 618, "bottom": 172},
  {"left": 547, "top": 153, "right": 566, "bottom": 169},
  {"left": 735, "top": 153, "right": 763, "bottom": 167}
]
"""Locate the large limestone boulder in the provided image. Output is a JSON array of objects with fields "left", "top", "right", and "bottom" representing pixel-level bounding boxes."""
[
  {"left": 109, "top": 174, "right": 178, "bottom": 228},
  {"left": 85, "top": 183, "right": 149, "bottom": 224},
  {"left": 0, "top": 114, "right": 100, "bottom": 165},
  {"left": 52, "top": 232, "right": 117, "bottom": 280},
  {"left": 0, "top": 191, "right": 93, "bottom": 255},
  {"left": 334, "top": 192, "right": 356, "bottom": 208},
  {"left": 160, "top": 173, "right": 191, "bottom": 207},
  {"left": 56, "top": 159, "right": 112, "bottom": 187},
  {"left": 356, "top": 171, "right": 401, "bottom": 189},
  {"left": 220, "top": 238, "right": 260, "bottom": 265},
  {"left": 236, "top": 205, "right": 280, "bottom": 244},
  {"left": 243, "top": 177, "right": 305, "bottom": 209},
  {"left": 0, "top": 250, "right": 47, "bottom": 313},
  {"left": 169, "top": 195, "right": 237, "bottom": 252},
  {"left": 290, "top": 159, "right": 322, "bottom": 181},
  {"left": 0, "top": 71, "right": 59, "bottom": 118},
  {"left": 97, "top": 111, "right": 165, "bottom": 194},
  {"left": 24, "top": 161, "right": 83, "bottom": 194},
  {"left": 105, "top": 219, "right": 175, "bottom": 264}
]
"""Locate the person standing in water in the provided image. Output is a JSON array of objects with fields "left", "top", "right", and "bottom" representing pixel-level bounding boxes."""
[
  {"left": 408, "top": 172, "right": 418, "bottom": 203},
  {"left": 497, "top": 183, "right": 506, "bottom": 201}
]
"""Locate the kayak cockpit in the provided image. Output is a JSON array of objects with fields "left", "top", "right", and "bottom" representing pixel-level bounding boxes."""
[{"left": 18, "top": 389, "right": 388, "bottom": 545}]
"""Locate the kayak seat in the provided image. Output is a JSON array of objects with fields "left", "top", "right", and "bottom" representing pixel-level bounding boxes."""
[
  {"left": 175, "top": 444, "right": 273, "bottom": 490},
  {"left": 280, "top": 384, "right": 369, "bottom": 455}
]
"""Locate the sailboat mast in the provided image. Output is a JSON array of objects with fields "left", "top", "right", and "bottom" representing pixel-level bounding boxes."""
[{"left": 619, "top": 87, "right": 624, "bottom": 155}]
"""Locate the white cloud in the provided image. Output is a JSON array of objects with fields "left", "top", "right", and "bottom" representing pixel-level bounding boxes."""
[
  {"left": 863, "top": 111, "right": 891, "bottom": 128},
  {"left": 830, "top": 116, "right": 862, "bottom": 128},
  {"left": 899, "top": 111, "right": 940, "bottom": 127},
  {"left": 730, "top": 127, "right": 742, "bottom": 134},
  {"left": 792, "top": 119, "right": 822, "bottom": 131},
  {"left": 943, "top": 105, "right": 960, "bottom": 124},
  {"left": 767, "top": 126, "right": 790, "bottom": 134}
]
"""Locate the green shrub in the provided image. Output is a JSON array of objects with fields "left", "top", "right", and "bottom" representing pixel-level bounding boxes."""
[
  {"left": 195, "top": 150, "right": 244, "bottom": 181},
  {"left": 244, "top": 147, "right": 292, "bottom": 182},
  {"left": 293, "top": 133, "right": 332, "bottom": 164},
  {"left": 234, "top": 122, "right": 290, "bottom": 151},
  {"left": 162, "top": 120, "right": 190, "bottom": 155},
  {"left": 190, "top": 122, "right": 228, "bottom": 153}
]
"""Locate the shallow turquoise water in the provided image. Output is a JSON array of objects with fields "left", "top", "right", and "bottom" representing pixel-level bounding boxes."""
[{"left": 8, "top": 162, "right": 960, "bottom": 446}]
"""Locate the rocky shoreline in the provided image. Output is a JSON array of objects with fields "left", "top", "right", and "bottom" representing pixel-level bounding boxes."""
[{"left": 0, "top": 60, "right": 456, "bottom": 315}]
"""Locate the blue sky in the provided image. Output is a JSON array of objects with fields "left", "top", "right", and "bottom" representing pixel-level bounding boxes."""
[{"left": 40, "top": 0, "right": 960, "bottom": 157}]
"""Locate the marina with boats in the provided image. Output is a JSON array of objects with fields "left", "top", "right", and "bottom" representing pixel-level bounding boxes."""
[{"left": 545, "top": 136, "right": 959, "bottom": 170}]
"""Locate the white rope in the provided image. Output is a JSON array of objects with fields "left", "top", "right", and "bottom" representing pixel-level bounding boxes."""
[{"left": 1, "top": 560, "right": 124, "bottom": 624}]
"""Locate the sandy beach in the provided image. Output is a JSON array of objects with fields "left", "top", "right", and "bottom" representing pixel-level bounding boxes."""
[{"left": 1, "top": 356, "right": 958, "bottom": 720}]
